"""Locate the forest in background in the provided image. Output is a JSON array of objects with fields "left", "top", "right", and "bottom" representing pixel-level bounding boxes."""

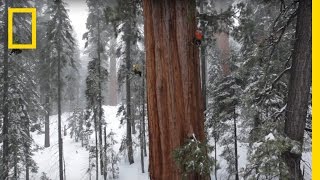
[{"left": 0, "top": 0, "right": 311, "bottom": 180}]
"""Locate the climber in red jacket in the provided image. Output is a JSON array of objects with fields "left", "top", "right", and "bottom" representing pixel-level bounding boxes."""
[{"left": 194, "top": 28, "right": 203, "bottom": 47}]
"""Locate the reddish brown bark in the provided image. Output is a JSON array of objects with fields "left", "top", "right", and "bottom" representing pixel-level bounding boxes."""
[
  {"left": 143, "top": 1, "right": 206, "bottom": 179},
  {"left": 214, "top": 0, "right": 232, "bottom": 76},
  {"left": 215, "top": 32, "right": 231, "bottom": 76}
]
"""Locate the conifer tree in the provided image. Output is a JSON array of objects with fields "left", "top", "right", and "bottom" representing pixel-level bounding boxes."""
[
  {"left": 0, "top": 0, "right": 42, "bottom": 179},
  {"left": 45, "top": 0, "right": 76, "bottom": 179},
  {"left": 84, "top": 0, "right": 112, "bottom": 176}
]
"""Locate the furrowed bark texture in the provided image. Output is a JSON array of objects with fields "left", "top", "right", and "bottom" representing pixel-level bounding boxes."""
[
  {"left": 143, "top": 1, "right": 205, "bottom": 179},
  {"left": 284, "top": 0, "right": 311, "bottom": 179}
]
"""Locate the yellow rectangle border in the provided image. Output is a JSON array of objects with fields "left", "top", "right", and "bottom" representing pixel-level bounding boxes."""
[
  {"left": 8, "top": 8, "right": 36, "bottom": 49},
  {"left": 313, "top": 0, "right": 317, "bottom": 179}
]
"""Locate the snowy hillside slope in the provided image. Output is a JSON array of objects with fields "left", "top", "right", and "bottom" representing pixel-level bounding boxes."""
[{"left": 31, "top": 106, "right": 149, "bottom": 180}]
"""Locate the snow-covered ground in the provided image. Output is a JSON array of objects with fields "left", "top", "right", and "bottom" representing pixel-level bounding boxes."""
[
  {"left": 29, "top": 105, "right": 311, "bottom": 180},
  {"left": 31, "top": 106, "right": 149, "bottom": 180}
]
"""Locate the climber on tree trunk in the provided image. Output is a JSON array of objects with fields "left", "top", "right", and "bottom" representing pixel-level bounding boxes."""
[{"left": 194, "top": 28, "right": 203, "bottom": 47}]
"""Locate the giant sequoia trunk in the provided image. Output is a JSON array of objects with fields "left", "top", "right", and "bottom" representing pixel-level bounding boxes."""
[
  {"left": 143, "top": 1, "right": 206, "bottom": 179},
  {"left": 215, "top": 0, "right": 232, "bottom": 76},
  {"left": 284, "top": 0, "right": 311, "bottom": 179}
]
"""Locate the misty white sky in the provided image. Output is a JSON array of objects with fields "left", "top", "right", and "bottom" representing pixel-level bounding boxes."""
[{"left": 67, "top": 0, "right": 88, "bottom": 56}]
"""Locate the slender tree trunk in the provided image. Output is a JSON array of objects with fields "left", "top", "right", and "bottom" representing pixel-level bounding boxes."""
[
  {"left": 104, "top": 126, "right": 107, "bottom": 180},
  {"left": 26, "top": 152, "right": 30, "bottom": 180},
  {"left": 14, "top": 150, "right": 18, "bottom": 179},
  {"left": 140, "top": 126, "right": 145, "bottom": 173},
  {"left": 283, "top": 0, "right": 311, "bottom": 179},
  {"left": 94, "top": 112, "right": 99, "bottom": 180},
  {"left": 44, "top": 41, "right": 51, "bottom": 147},
  {"left": 132, "top": 109, "right": 136, "bottom": 134},
  {"left": 96, "top": 12, "right": 104, "bottom": 175},
  {"left": 63, "top": 158, "right": 66, "bottom": 180},
  {"left": 64, "top": 125, "right": 67, "bottom": 136},
  {"left": 25, "top": 115, "right": 30, "bottom": 180},
  {"left": 140, "top": 79, "right": 145, "bottom": 173},
  {"left": 214, "top": 137, "right": 217, "bottom": 180},
  {"left": 125, "top": 22, "right": 134, "bottom": 165},
  {"left": 142, "top": 66, "right": 147, "bottom": 157},
  {"left": 2, "top": 1, "right": 9, "bottom": 179},
  {"left": 89, "top": 152, "right": 92, "bottom": 180},
  {"left": 111, "top": 153, "right": 115, "bottom": 178},
  {"left": 233, "top": 107, "right": 239, "bottom": 180},
  {"left": 44, "top": 90, "right": 50, "bottom": 147},
  {"left": 143, "top": 1, "right": 207, "bottom": 179},
  {"left": 109, "top": 51, "right": 118, "bottom": 106},
  {"left": 57, "top": 3, "right": 64, "bottom": 179},
  {"left": 58, "top": 34, "right": 64, "bottom": 180}
]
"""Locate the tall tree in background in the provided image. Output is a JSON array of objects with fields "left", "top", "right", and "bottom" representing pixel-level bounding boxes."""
[
  {"left": 36, "top": 0, "right": 51, "bottom": 148},
  {"left": 85, "top": 57, "right": 108, "bottom": 179},
  {"left": 108, "top": 0, "right": 143, "bottom": 164},
  {"left": 143, "top": 0, "right": 207, "bottom": 179},
  {"left": 283, "top": 0, "right": 311, "bottom": 179},
  {"left": 85, "top": 0, "right": 111, "bottom": 176},
  {"left": 46, "top": 0, "right": 76, "bottom": 179},
  {"left": 1, "top": 0, "right": 41, "bottom": 179}
]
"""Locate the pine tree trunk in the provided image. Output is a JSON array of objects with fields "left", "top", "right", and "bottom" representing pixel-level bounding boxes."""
[
  {"left": 57, "top": 3, "right": 64, "bottom": 179},
  {"left": 44, "top": 39, "right": 51, "bottom": 147},
  {"left": 142, "top": 66, "right": 147, "bottom": 157},
  {"left": 214, "top": 137, "right": 217, "bottom": 180},
  {"left": 97, "top": 18, "right": 104, "bottom": 175},
  {"left": 89, "top": 155, "right": 92, "bottom": 180},
  {"left": 283, "top": 0, "right": 311, "bottom": 179},
  {"left": 14, "top": 150, "right": 18, "bottom": 179},
  {"left": 140, "top": 78, "right": 145, "bottom": 173},
  {"left": 64, "top": 125, "right": 67, "bottom": 136},
  {"left": 44, "top": 91, "right": 50, "bottom": 147},
  {"left": 125, "top": 22, "right": 134, "bottom": 165},
  {"left": 2, "top": 1, "right": 9, "bottom": 179},
  {"left": 233, "top": 107, "right": 239, "bottom": 180},
  {"left": 109, "top": 53, "right": 118, "bottom": 106},
  {"left": 63, "top": 159, "right": 66, "bottom": 180},
  {"left": 143, "top": 1, "right": 207, "bottom": 179},
  {"left": 104, "top": 127, "right": 107, "bottom": 180},
  {"left": 25, "top": 115, "right": 30, "bottom": 180},
  {"left": 58, "top": 34, "right": 64, "bottom": 180},
  {"left": 94, "top": 112, "right": 99, "bottom": 180},
  {"left": 132, "top": 111, "right": 136, "bottom": 134}
]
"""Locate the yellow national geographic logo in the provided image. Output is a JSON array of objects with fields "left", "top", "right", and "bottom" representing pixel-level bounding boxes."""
[{"left": 8, "top": 8, "right": 37, "bottom": 49}]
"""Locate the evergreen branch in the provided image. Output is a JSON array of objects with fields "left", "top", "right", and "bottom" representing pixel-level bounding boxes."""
[
  {"left": 266, "top": 8, "right": 297, "bottom": 63},
  {"left": 270, "top": 66, "right": 291, "bottom": 90}
]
